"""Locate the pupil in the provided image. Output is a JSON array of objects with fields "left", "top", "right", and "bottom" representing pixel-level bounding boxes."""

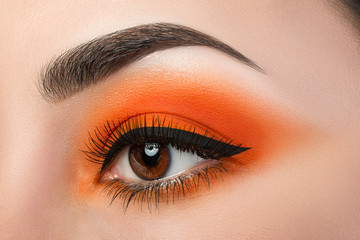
[
  {"left": 128, "top": 142, "right": 171, "bottom": 180},
  {"left": 143, "top": 143, "right": 160, "bottom": 166}
]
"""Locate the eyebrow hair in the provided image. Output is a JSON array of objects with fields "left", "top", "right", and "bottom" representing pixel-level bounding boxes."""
[{"left": 40, "top": 23, "right": 264, "bottom": 103}]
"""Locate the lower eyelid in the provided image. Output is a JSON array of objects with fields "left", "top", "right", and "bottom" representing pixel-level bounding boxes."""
[{"left": 101, "top": 159, "right": 228, "bottom": 210}]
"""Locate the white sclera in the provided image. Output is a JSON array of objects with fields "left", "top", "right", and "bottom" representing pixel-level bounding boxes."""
[
  {"left": 113, "top": 145, "right": 205, "bottom": 181},
  {"left": 166, "top": 147, "right": 203, "bottom": 178}
]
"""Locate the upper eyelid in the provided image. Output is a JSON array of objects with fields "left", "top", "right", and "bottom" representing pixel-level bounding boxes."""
[
  {"left": 82, "top": 114, "right": 249, "bottom": 173},
  {"left": 101, "top": 127, "right": 249, "bottom": 172},
  {"left": 39, "top": 22, "right": 264, "bottom": 103}
]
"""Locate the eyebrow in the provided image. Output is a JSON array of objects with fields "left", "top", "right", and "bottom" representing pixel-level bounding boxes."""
[{"left": 40, "top": 23, "right": 264, "bottom": 103}]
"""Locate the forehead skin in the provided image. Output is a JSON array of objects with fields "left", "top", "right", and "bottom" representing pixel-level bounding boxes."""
[{"left": 1, "top": 0, "right": 360, "bottom": 239}]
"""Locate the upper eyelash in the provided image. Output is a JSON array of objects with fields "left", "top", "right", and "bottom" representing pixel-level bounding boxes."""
[{"left": 82, "top": 114, "right": 249, "bottom": 173}]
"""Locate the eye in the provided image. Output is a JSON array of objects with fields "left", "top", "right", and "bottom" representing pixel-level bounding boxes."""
[
  {"left": 128, "top": 143, "right": 172, "bottom": 180},
  {"left": 105, "top": 142, "right": 205, "bottom": 181},
  {"left": 83, "top": 114, "right": 250, "bottom": 211}
]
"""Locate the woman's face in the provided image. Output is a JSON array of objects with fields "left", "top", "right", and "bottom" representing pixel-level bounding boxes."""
[{"left": 1, "top": 1, "right": 360, "bottom": 239}]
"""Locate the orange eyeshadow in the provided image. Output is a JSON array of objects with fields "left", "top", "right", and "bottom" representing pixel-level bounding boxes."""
[{"left": 71, "top": 67, "right": 312, "bottom": 198}]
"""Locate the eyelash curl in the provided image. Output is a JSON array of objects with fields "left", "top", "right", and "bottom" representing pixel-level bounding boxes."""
[{"left": 82, "top": 114, "right": 249, "bottom": 212}]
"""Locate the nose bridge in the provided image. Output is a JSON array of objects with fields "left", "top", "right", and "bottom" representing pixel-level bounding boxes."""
[
  {"left": 0, "top": 85, "right": 68, "bottom": 237},
  {"left": 0, "top": 23, "right": 78, "bottom": 234}
]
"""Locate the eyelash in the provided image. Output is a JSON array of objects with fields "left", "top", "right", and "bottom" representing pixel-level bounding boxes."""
[
  {"left": 103, "top": 165, "right": 228, "bottom": 212},
  {"left": 82, "top": 114, "right": 249, "bottom": 212}
]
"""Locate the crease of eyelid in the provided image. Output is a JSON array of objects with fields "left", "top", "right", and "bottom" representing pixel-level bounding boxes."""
[{"left": 39, "top": 22, "right": 265, "bottom": 103}]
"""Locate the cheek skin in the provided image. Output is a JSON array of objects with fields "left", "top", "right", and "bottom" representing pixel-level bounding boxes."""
[{"left": 71, "top": 68, "right": 316, "bottom": 200}]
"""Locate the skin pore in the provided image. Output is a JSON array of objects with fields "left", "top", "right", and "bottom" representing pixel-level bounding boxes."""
[{"left": 1, "top": 1, "right": 360, "bottom": 239}]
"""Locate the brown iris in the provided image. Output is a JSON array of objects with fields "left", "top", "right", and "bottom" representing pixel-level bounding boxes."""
[{"left": 129, "top": 143, "right": 171, "bottom": 180}]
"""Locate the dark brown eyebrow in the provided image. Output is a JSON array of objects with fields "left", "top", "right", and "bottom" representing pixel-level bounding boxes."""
[{"left": 40, "top": 23, "right": 264, "bottom": 103}]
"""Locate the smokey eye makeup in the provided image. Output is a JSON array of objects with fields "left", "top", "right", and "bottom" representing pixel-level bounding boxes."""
[{"left": 83, "top": 114, "right": 250, "bottom": 211}]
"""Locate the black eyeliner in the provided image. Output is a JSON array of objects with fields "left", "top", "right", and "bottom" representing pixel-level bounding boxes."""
[
  {"left": 82, "top": 114, "right": 250, "bottom": 172},
  {"left": 101, "top": 127, "right": 249, "bottom": 172}
]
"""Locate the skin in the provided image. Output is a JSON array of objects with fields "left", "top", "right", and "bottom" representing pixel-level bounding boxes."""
[{"left": 1, "top": 0, "right": 360, "bottom": 239}]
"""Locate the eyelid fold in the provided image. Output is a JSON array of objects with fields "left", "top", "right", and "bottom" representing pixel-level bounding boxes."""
[{"left": 79, "top": 68, "right": 297, "bottom": 158}]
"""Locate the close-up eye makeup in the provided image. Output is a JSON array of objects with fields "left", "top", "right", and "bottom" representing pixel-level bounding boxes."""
[
  {"left": 70, "top": 47, "right": 313, "bottom": 215},
  {"left": 64, "top": 31, "right": 318, "bottom": 216},
  {"left": 82, "top": 113, "right": 250, "bottom": 211},
  {"left": 3, "top": 1, "right": 360, "bottom": 239}
]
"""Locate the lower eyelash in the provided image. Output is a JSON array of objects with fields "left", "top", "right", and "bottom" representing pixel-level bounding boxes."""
[{"left": 103, "top": 161, "right": 228, "bottom": 213}]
